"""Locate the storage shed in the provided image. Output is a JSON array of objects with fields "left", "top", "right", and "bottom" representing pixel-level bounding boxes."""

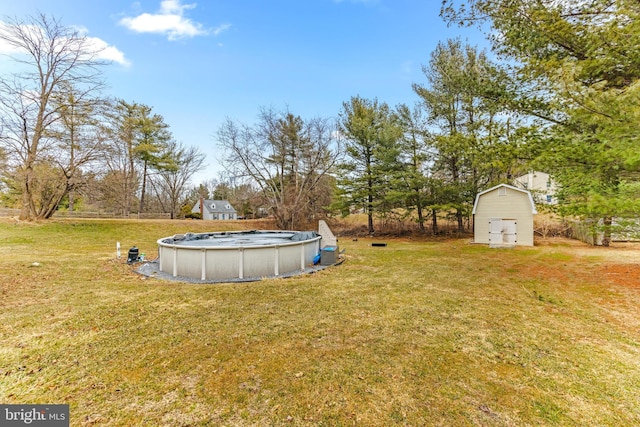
[{"left": 472, "top": 184, "right": 537, "bottom": 247}]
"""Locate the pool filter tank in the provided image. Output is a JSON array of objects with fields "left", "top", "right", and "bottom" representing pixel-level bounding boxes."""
[{"left": 127, "top": 246, "right": 139, "bottom": 264}]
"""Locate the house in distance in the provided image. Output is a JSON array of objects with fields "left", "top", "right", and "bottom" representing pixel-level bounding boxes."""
[
  {"left": 513, "top": 171, "right": 557, "bottom": 205},
  {"left": 472, "top": 184, "right": 538, "bottom": 247},
  {"left": 192, "top": 198, "right": 238, "bottom": 220}
]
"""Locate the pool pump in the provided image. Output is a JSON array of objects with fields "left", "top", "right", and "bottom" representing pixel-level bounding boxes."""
[{"left": 127, "top": 246, "right": 139, "bottom": 264}]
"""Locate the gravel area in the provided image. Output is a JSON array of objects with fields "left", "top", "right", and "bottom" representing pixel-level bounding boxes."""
[{"left": 134, "top": 258, "right": 343, "bottom": 284}]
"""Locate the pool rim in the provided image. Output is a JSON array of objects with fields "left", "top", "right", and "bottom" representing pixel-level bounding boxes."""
[{"left": 156, "top": 229, "right": 318, "bottom": 250}]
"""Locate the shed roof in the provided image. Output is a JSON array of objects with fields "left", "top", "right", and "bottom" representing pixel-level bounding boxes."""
[{"left": 472, "top": 184, "right": 538, "bottom": 215}]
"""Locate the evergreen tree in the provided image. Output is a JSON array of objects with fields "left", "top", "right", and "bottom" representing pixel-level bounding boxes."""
[
  {"left": 393, "top": 103, "right": 432, "bottom": 232},
  {"left": 133, "top": 104, "right": 174, "bottom": 215},
  {"left": 105, "top": 100, "right": 174, "bottom": 216},
  {"left": 413, "top": 39, "right": 517, "bottom": 232},
  {"left": 335, "top": 96, "right": 402, "bottom": 234}
]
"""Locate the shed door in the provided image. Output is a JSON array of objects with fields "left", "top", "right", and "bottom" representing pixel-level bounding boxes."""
[
  {"left": 489, "top": 219, "right": 517, "bottom": 244},
  {"left": 502, "top": 220, "right": 517, "bottom": 244}
]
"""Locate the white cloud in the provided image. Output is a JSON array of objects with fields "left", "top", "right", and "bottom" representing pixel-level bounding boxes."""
[
  {"left": 160, "top": 0, "right": 195, "bottom": 14},
  {"left": 0, "top": 39, "right": 21, "bottom": 55},
  {"left": 72, "top": 26, "right": 130, "bottom": 66},
  {"left": 212, "top": 23, "right": 232, "bottom": 36},
  {"left": 119, "top": 0, "right": 229, "bottom": 41},
  {"left": 85, "top": 36, "right": 131, "bottom": 67},
  {"left": 0, "top": 22, "right": 130, "bottom": 67},
  {"left": 119, "top": 13, "right": 204, "bottom": 39}
]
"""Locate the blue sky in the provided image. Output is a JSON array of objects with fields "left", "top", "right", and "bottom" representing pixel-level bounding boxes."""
[{"left": 1, "top": 0, "right": 486, "bottom": 183}]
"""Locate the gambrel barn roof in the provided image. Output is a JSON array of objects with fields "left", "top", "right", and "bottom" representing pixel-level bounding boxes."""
[{"left": 472, "top": 184, "right": 538, "bottom": 215}]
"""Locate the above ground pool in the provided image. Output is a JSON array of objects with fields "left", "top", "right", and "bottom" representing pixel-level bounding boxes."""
[{"left": 156, "top": 230, "right": 322, "bottom": 281}]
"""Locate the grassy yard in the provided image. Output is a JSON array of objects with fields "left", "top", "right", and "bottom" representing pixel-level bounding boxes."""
[{"left": 1, "top": 218, "right": 639, "bottom": 426}]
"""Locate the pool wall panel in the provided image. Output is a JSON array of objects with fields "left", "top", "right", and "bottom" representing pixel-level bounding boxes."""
[
  {"left": 242, "top": 247, "right": 275, "bottom": 278},
  {"left": 205, "top": 249, "right": 239, "bottom": 280}
]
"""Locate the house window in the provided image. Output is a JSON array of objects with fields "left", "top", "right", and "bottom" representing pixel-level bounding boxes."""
[
  {"left": 209, "top": 202, "right": 216, "bottom": 210},
  {"left": 546, "top": 195, "right": 552, "bottom": 203}
]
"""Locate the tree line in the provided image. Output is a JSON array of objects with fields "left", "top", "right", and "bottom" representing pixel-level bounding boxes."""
[
  {"left": 2, "top": 3, "right": 639, "bottom": 244},
  {"left": 0, "top": 14, "right": 206, "bottom": 221},
  {"left": 220, "top": 0, "right": 640, "bottom": 241}
]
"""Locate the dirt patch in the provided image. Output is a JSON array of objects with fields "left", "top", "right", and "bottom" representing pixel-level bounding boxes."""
[
  {"left": 539, "top": 239, "right": 640, "bottom": 288},
  {"left": 600, "top": 264, "right": 640, "bottom": 288}
]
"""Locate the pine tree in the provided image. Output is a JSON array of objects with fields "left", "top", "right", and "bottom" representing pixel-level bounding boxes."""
[
  {"left": 335, "top": 96, "right": 402, "bottom": 234},
  {"left": 442, "top": 0, "right": 640, "bottom": 244}
]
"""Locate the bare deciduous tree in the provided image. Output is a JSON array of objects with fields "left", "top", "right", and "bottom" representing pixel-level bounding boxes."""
[
  {"left": 0, "top": 13, "right": 107, "bottom": 220},
  {"left": 44, "top": 83, "right": 108, "bottom": 215},
  {"left": 218, "top": 108, "right": 340, "bottom": 229},
  {"left": 151, "top": 140, "right": 206, "bottom": 219}
]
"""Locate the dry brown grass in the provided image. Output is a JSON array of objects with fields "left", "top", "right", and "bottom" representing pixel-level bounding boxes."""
[{"left": 1, "top": 217, "right": 639, "bottom": 426}]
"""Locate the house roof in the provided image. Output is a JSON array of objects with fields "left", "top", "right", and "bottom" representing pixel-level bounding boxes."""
[
  {"left": 471, "top": 184, "right": 538, "bottom": 215},
  {"left": 196, "top": 199, "right": 237, "bottom": 214}
]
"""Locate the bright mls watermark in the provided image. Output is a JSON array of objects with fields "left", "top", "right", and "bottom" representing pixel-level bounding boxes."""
[{"left": 1, "top": 405, "right": 69, "bottom": 426}]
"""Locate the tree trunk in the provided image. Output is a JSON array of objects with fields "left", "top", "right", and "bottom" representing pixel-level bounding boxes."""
[
  {"left": 125, "top": 142, "right": 136, "bottom": 217},
  {"left": 432, "top": 208, "right": 438, "bottom": 235},
  {"left": 68, "top": 190, "right": 75, "bottom": 212},
  {"left": 416, "top": 202, "right": 425, "bottom": 232},
  {"left": 41, "top": 190, "right": 67, "bottom": 219},
  {"left": 19, "top": 163, "right": 36, "bottom": 221},
  {"left": 367, "top": 193, "right": 375, "bottom": 234},
  {"left": 139, "top": 160, "right": 148, "bottom": 217},
  {"left": 456, "top": 208, "right": 464, "bottom": 233},
  {"left": 19, "top": 177, "right": 32, "bottom": 220},
  {"left": 602, "top": 216, "right": 612, "bottom": 247}
]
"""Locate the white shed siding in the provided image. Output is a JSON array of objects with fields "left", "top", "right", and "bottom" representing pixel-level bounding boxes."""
[{"left": 473, "top": 185, "right": 536, "bottom": 246}]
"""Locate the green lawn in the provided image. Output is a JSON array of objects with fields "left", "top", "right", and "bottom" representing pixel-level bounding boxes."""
[{"left": 1, "top": 218, "right": 639, "bottom": 426}]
